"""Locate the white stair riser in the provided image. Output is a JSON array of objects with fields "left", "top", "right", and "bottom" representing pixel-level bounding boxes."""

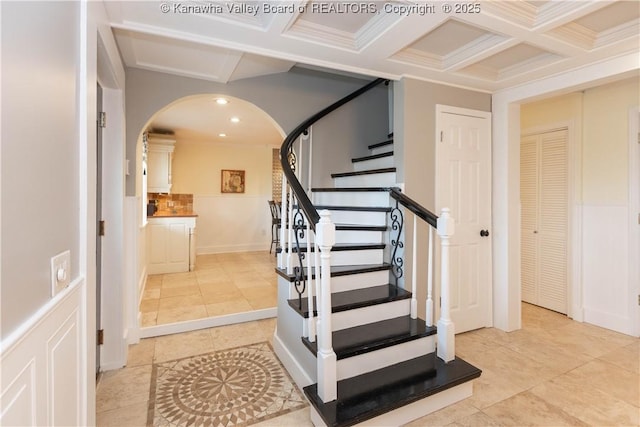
[
  {"left": 352, "top": 155, "right": 394, "bottom": 172},
  {"left": 284, "top": 229, "right": 385, "bottom": 245},
  {"left": 284, "top": 270, "right": 391, "bottom": 295},
  {"left": 286, "top": 248, "right": 384, "bottom": 267},
  {"left": 325, "top": 210, "right": 388, "bottom": 226},
  {"left": 313, "top": 191, "right": 390, "bottom": 207},
  {"left": 334, "top": 172, "right": 396, "bottom": 187},
  {"left": 370, "top": 145, "right": 393, "bottom": 156},
  {"left": 304, "top": 299, "right": 410, "bottom": 332},
  {"left": 336, "top": 335, "right": 436, "bottom": 381},
  {"left": 332, "top": 270, "right": 390, "bottom": 292}
]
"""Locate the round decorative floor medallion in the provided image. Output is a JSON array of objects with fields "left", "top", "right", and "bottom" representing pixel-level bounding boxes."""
[{"left": 149, "top": 342, "right": 307, "bottom": 426}]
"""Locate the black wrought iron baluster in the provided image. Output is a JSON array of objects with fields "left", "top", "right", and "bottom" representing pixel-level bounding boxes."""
[
  {"left": 292, "top": 206, "right": 307, "bottom": 309},
  {"left": 390, "top": 200, "right": 404, "bottom": 287}
]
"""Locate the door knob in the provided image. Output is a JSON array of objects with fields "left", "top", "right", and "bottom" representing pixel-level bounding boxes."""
[{"left": 480, "top": 229, "right": 490, "bottom": 237}]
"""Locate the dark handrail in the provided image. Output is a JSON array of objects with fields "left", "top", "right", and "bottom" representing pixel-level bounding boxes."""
[
  {"left": 280, "top": 78, "right": 387, "bottom": 231},
  {"left": 389, "top": 187, "right": 438, "bottom": 228}
]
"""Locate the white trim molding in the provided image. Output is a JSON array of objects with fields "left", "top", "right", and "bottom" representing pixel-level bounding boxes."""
[{"left": 628, "top": 106, "right": 640, "bottom": 337}]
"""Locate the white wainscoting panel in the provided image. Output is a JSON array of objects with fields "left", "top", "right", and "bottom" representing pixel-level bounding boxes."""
[
  {"left": 0, "top": 279, "right": 86, "bottom": 426},
  {"left": 194, "top": 195, "right": 271, "bottom": 254},
  {"left": 582, "top": 204, "right": 633, "bottom": 335}
]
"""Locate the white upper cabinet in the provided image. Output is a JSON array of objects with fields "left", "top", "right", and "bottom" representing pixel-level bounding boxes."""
[{"left": 147, "top": 133, "right": 175, "bottom": 193}]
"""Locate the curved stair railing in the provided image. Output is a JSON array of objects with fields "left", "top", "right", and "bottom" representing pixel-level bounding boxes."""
[
  {"left": 278, "top": 78, "right": 455, "bottom": 404},
  {"left": 279, "top": 77, "right": 386, "bottom": 402}
]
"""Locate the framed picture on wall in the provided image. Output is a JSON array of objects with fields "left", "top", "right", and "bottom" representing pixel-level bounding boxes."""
[{"left": 221, "top": 169, "right": 245, "bottom": 193}]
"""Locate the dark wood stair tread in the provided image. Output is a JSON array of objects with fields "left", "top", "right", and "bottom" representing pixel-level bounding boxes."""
[
  {"left": 311, "top": 187, "right": 390, "bottom": 192},
  {"left": 352, "top": 151, "right": 393, "bottom": 163},
  {"left": 304, "top": 355, "right": 481, "bottom": 427},
  {"left": 287, "top": 284, "right": 411, "bottom": 317},
  {"left": 314, "top": 205, "right": 392, "bottom": 212},
  {"left": 368, "top": 139, "right": 393, "bottom": 150},
  {"left": 278, "top": 243, "right": 385, "bottom": 254},
  {"left": 302, "top": 316, "right": 436, "bottom": 360},
  {"left": 331, "top": 168, "right": 396, "bottom": 178},
  {"left": 275, "top": 263, "right": 391, "bottom": 282}
]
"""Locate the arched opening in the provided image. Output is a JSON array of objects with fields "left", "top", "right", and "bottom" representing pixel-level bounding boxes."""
[{"left": 135, "top": 94, "right": 286, "bottom": 335}]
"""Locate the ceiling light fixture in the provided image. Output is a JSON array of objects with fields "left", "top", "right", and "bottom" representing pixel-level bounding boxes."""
[
  {"left": 230, "top": 116, "right": 240, "bottom": 123},
  {"left": 218, "top": 133, "right": 227, "bottom": 137},
  {"left": 215, "top": 98, "right": 229, "bottom": 105}
]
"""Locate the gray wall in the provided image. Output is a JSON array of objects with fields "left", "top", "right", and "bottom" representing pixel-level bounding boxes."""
[
  {"left": 393, "top": 78, "right": 491, "bottom": 316},
  {"left": 1, "top": 1, "right": 81, "bottom": 336},
  {"left": 125, "top": 68, "right": 389, "bottom": 196},
  {"left": 394, "top": 78, "right": 491, "bottom": 209}
]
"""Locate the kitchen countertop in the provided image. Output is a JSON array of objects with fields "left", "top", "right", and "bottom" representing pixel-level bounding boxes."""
[{"left": 148, "top": 211, "right": 198, "bottom": 218}]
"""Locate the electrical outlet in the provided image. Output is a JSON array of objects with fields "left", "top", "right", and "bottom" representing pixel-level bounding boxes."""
[{"left": 51, "top": 250, "right": 71, "bottom": 297}]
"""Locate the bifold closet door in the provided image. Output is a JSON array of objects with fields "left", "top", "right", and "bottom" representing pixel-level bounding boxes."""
[{"left": 521, "top": 129, "right": 568, "bottom": 314}]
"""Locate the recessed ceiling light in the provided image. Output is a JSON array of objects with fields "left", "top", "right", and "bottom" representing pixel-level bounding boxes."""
[
  {"left": 215, "top": 98, "right": 229, "bottom": 105},
  {"left": 218, "top": 133, "right": 227, "bottom": 137},
  {"left": 230, "top": 116, "right": 240, "bottom": 123}
]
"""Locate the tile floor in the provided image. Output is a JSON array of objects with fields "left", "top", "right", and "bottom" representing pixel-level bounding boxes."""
[
  {"left": 140, "top": 251, "right": 278, "bottom": 326},
  {"left": 97, "top": 303, "right": 639, "bottom": 427}
]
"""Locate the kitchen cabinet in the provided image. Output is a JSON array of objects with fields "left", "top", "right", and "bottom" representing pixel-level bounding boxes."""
[
  {"left": 147, "top": 133, "right": 175, "bottom": 193},
  {"left": 147, "top": 216, "right": 197, "bottom": 274}
]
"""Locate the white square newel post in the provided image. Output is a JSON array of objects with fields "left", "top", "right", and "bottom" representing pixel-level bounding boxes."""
[
  {"left": 437, "top": 208, "right": 456, "bottom": 362},
  {"left": 315, "top": 210, "right": 337, "bottom": 402}
]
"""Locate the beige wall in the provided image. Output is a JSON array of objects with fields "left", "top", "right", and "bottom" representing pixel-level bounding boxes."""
[
  {"left": 172, "top": 141, "right": 274, "bottom": 196},
  {"left": 582, "top": 78, "right": 638, "bottom": 204},
  {"left": 171, "top": 140, "right": 277, "bottom": 253},
  {"left": 521, "top": 77, "right": 639, "bottom": 204}
]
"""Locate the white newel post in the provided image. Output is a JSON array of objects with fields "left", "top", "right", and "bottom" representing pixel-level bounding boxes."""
[
  {"left": 437, "top": 208, "right": 455, "bottom": 362},
  {"left": 315, "top": 210, "right": 337, "bottom": 402}
]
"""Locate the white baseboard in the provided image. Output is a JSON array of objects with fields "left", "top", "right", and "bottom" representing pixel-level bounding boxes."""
[
  {"left": 584, "top": 306, "right": 636, "bottom": 336},
  {"left": 140, "top": 307, "right": 276, "bottom": 338},
  {"left": 197, "top": 243, "right": 270, "bottom": 255},
  {"left": 272, "top": 332, "right": 314, "bottom": 390}
]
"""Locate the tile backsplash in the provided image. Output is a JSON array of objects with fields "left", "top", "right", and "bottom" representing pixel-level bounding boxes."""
[{"left": 148, "top": 193, "right": 193, "bottom": 213}]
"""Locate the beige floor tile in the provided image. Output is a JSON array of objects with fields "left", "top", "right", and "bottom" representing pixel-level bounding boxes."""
[
  {"left": 196, "top": 269, "right": 231, "bottom": 284},
  {"left": 445, "top": 411, "right": 502, "bottom": 427},
  {"left": 159, "top": 284, "right": 200, "bottom": 298},
  {"left": 483, "top": 391, "right": 587, "bottom": 426},
  {"left": 96, "top": 401, "right": 149, "bottom": 427},
  {"left": 157, "top": 293, "right": 204, "bottom": 310},
  {"left": 404, "top": 400, "right": 479, "bottom": 426},
  {"left": 156, "top": 304, "right": 208, "bottom": 324},
  {"left": 463, "top": 346, "right": 554, "bottom": 390},
  {"left": 145, "top": 274, "right": 163, "bottom": 289},
  {"left": 234, "top": 275, "right": 273, "bottom": 288},
  {"left": 126, "top": 337, "right": 156, "bottom": 367},
  {"left": 139, "top": 298, "right": 159, "bottom": 313},
  {"left": 251, "top": 407, "right": 313, "bottom": 427},
  {"left": 598, "top": 340, "right": 640, "bottom": 374},
  {"left": 205, "top": 299, "right": 254, "bottom": 317},
  {"left": 141, "top": 311, "right": 157, "bottom": 327},
  {"left": 201, "top": 292, "right": 246, "bottom": 306},
  {"left": 465, "top": 368, "right": 526, "bottom": 410},
  {"left": 210, "top": 321, "right": 270, "bottom": 350},
  {"left": 161, "top": 276, "right": 198, "bottom": 288},
  {"left": 142, "top": 288, "right": 160, "bottom": 300},
  {"left": 198, "top": 279, "right": 235, "bottom": 293},
  {"left": 153, "top": 329, "right": 215, "bottom": 363},
  {"left": 530, "top": 372, "right": 640, "bottom": 426},
  {"left": 455, "top": 332, "right": 502, "bottom": 360},
  {"left": 96, "top": 365, "right": 152, "bottom": 413},
  {"left": 248, "top": 296, "right": 278, "bottom": 310},
  {"left": 564, "top": 359, "right": 640, "bottom": 407}
]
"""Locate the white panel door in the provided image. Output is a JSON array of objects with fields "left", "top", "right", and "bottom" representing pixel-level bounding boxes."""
[
  {"left": 436, "top": 106, "right": 492, "bottom": 334},
  {"left": 520, "top": 129, "right": 568, "bottom": 314}
]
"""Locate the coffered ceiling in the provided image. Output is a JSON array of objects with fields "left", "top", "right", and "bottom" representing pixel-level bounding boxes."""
[{"left": 106, "top": 0, "right": 639, "bottom": 92}]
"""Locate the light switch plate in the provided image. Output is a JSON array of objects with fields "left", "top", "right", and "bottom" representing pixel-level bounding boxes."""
[{"left": 51, "top": 250, "right": 71, "bottom": 297}]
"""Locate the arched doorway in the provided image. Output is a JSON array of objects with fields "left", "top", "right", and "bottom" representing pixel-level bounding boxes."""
[{"left": 135, "top": 94, "right": 286, "bottom": 337}]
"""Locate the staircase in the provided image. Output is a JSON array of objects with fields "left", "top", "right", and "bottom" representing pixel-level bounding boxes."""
[{"left": 273, "top": 79, "right": 481, "bottom": 427}]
